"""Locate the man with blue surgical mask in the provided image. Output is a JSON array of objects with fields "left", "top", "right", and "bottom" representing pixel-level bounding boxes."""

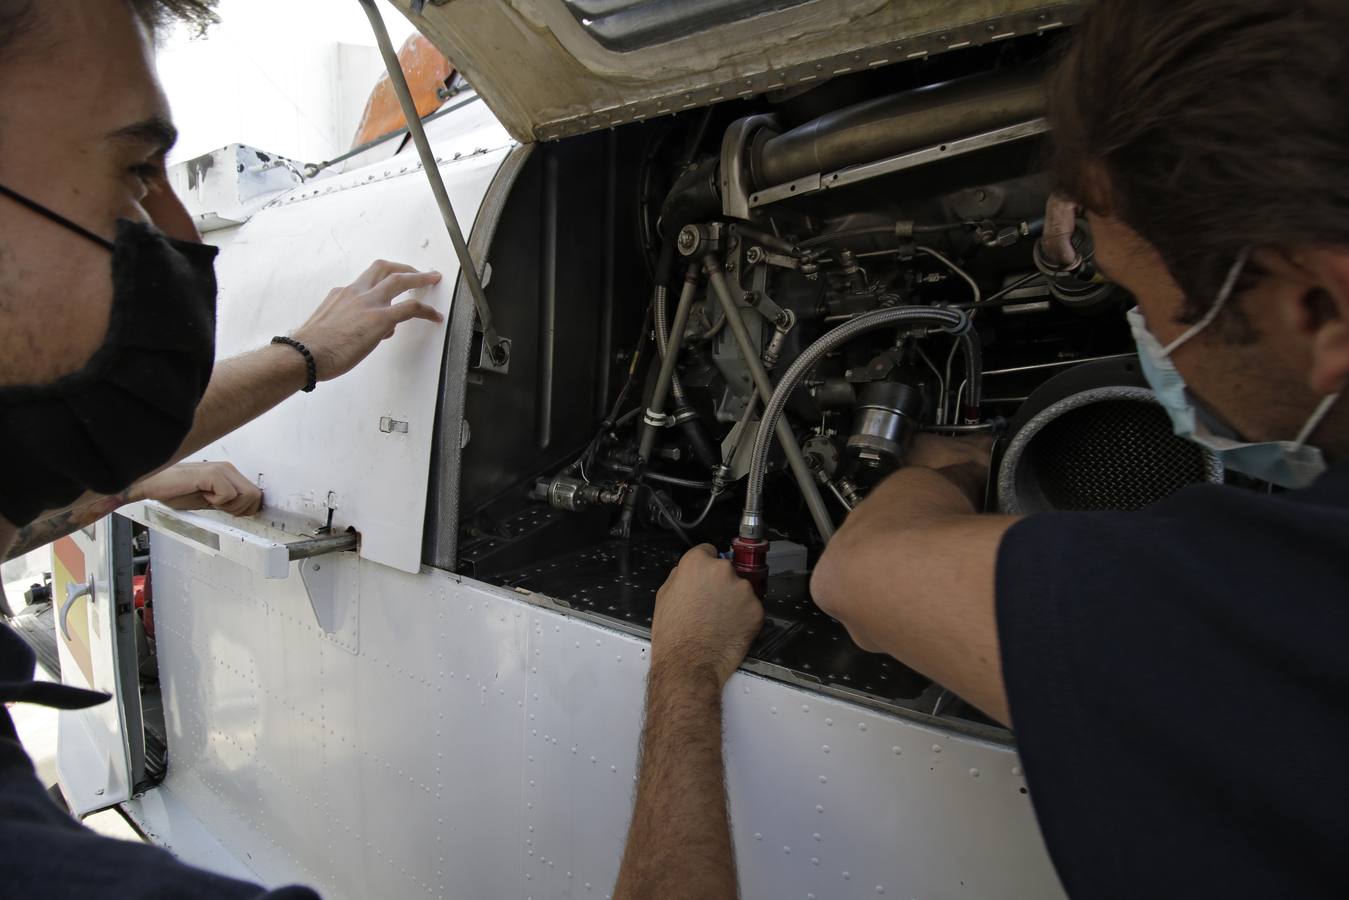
[
  {"left": 648, "top": 0, "right": 1349, "bottom": 897},
  {"left": 1127, "top": 246, "right": 1340, "bottom": 491}
]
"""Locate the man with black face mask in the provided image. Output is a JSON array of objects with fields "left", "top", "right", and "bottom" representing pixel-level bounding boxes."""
[{"left": 0, "top": 2, "right": 445, "bottom": 896}]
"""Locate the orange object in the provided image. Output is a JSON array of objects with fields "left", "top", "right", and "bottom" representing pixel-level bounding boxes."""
[{"left": 351, "top": 33, "right": 455, "bottom": 149}]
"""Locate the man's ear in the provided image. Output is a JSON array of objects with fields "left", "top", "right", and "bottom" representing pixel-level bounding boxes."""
[{"left": 1297, "top": 249, "right": 1349, "bottom": 396}]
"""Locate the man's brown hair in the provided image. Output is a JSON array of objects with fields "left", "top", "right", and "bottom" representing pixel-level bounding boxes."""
[
  {"left": 1047, "top": 0, "right": 1349, "bottom": 324},
  {"left": 0, "top": 0, "right": 219, "bottom": 62}
]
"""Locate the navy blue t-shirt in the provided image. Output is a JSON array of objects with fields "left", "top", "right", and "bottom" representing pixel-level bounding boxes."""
[
  {"left": 997, "top": 461, "right": 1349, "bottom": 898},
  {"left": 0, "top": 623, "right": 320, "bottom": 899}
]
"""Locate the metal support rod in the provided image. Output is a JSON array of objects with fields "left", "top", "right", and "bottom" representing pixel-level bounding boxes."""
[
  {"left": 288, "top": 531, "right": 360, "bottom": 561},
  {"left": 637, "top": 264, "right": 701, "bottom": 462},
  {"left": 358, "top": 0, "right": 503, "bottom": 359},
  {"left": 704, "top": 255, "right": 834, "bottom": 541}
]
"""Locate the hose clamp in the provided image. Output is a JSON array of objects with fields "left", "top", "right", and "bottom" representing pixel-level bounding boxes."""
[{"left": 643, "top": 409, "right": 674, "bottom": 429}]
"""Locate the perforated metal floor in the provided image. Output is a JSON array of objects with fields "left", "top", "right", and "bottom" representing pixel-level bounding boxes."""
[{"left": 495, "top": 535, "right": 930, "bottom": 703}]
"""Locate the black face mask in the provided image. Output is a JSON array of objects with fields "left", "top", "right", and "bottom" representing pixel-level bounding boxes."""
[{"left": 0, "top": 184, "right": 218, "bottom": 527}]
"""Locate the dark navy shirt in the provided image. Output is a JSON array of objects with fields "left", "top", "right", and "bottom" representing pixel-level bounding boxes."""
[
  {"left": 998, "top": 461, "right": 1349, "bottom": 899},
  {"left": 0, "top": 623, "right": 320, "bottom": 899}
]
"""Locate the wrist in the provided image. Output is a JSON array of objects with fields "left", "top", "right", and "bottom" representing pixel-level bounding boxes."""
[
  {"left": 265, "top": 340, "right": 313, "bottom": 394},
  {"left": 648, "top": 653, "right": 723, "bottom": 696}
]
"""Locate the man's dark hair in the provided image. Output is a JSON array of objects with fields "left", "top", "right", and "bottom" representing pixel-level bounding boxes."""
[
  {"left": 128, "top": 0, "right": 220, "bottom": 31},
  {"left": 1047, "top": 0, "right": 1349, "bottom": 326},
  {"left": 0, "top": 0, "right": 219, "bottom": 61}
]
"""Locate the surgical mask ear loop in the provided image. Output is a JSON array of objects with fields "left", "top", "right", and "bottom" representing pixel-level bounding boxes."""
[
  {"left": 1293, "top": 391, "right": 1342, "bottom": 449},
  {"left": 1160, "top": 247, "right": 1252, "bottom": 357}
]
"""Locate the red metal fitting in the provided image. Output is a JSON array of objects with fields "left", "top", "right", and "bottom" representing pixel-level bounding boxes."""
[{"left": 730, "top": 535, "right": 769, "bottom": 598}]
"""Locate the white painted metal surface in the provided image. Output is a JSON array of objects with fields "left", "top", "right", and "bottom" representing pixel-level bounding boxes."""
[
  {"left": 167, "top": 144, "right": 305, "bottom": 233},
  {"left": 142, "top": 531, "right": 1065, "bottom": 899},
  {"left": 53, "top": 522, "right": 134, "bottom": 818},
  {"left": 195, "top": 117, "right": 511, "bottom": 575}
]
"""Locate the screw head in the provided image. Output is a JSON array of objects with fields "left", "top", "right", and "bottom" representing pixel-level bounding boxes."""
[{"left": 677, "top": 225, "right": 699, "bottom": 253}]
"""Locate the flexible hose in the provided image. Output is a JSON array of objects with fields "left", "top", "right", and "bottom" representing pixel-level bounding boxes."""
[
  {"left": 741, "top": 305, "right": 973, "bottom": 537},
  {"left": 653, "top": 283, "right": 688, "bottom": 406},
  {"left": 705, "top": 256, "right": 836, "bottom": 541}
]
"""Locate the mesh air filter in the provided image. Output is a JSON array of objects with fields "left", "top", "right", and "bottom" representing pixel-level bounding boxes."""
[{"left": 997, "top": 386, "right": 1223, "bottom": 514}]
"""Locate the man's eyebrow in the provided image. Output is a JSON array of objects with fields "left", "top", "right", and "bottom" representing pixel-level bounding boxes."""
[{"left": 106, "top": 116, "right": 179, "bottom": 155}]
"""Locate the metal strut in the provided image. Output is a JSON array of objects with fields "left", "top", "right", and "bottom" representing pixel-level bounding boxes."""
[{"left": 358, "top": 0, "right": 509, "bottom": 370}]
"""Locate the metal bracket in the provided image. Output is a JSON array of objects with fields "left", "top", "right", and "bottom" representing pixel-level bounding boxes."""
[
  {"left": 749, "top": 118, "right": 1049, "bottom": 210},
  {"left": 472, "top": 332, "right": 512, "bottom": 374},
  {"left": 299, "top": 553, "right": 360, "bottom": 648},
  {"left": 719, "top": 113, "right": 777, "bottom": 220},
  {"left": 133, "top": 503, "right": 359, "bottom": 580}
]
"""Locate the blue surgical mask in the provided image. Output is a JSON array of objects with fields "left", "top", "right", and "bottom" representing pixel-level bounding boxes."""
[{"left": 1126, "top": 247, "right": 1340, "bottom": 489}]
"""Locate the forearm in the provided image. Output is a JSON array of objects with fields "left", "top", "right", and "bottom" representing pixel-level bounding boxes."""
[
  {"left": 837, "top": 463, "right": 983, "bottom": 541},
  {"left": 173, "top": 343, "right": 308, "bottom": 461},
  {"left": 4, "top": 491, "right": 129, "bottom": 560},
  {"left": 813, "top": 464, "right": 1014, "bottom": 724},
  {"left": 4, "top": 344, "right": 305, "bottom": 562},
  {"left": 614, "top": 662, "right": 738, "bottom": 900}
]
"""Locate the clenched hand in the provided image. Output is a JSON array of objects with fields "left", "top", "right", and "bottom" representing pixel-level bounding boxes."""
[
  {"left": 291, "top": 259, "right": 444, "bottom": 382},
  {"left": 128, "top": 461, "right": 263, "bottom": 517},
  {"left": 651, "top": 544, "right": 765, "bottom": 685}
]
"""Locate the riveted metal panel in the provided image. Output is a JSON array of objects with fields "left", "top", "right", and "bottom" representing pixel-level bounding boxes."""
[
  {"left": 143, "top": 533, "right": 1063, "bottom": 898},
  {"left": 389, "top": 0, "right": 1086, "bottom": 142},
  {"left": 196, "top": 108, "right": 512, "bottom": 575}
]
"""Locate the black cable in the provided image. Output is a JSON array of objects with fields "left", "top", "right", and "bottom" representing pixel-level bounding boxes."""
[{"left": 647, "top": 488, "right": 694, "bottom": 546}]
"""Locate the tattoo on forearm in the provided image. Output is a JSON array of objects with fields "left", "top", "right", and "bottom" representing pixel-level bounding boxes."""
[{"left": 4, "top": 493, "right": 128, "bottom": 561}]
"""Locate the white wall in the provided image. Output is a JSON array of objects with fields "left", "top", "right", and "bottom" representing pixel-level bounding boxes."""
[{"left": 155, "top": 0, "right": 418, "bottom": 166}]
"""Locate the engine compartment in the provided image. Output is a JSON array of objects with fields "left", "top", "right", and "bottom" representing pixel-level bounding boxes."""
[{"left": 441, "top": 36, "right": 1211, "bottom": 733}]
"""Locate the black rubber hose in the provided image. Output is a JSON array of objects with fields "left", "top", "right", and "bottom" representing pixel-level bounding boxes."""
[{"left": 675, "top": 408, "right": 720, "bottom": 468}]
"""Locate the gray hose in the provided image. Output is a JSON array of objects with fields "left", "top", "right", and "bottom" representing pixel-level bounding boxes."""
[
  {"left": 705, "top": 256, "right": 836, "bottom": 542},
  {"left": 653, "top": 284, "right": 688, "bottom": 406},
  {"left": 740, "top": 305, "right": 973, "bottom": 538}
]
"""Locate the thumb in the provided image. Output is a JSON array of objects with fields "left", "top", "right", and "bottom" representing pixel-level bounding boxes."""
[{"left": 202, "top": 480, "right": 239, "bottom": 507}]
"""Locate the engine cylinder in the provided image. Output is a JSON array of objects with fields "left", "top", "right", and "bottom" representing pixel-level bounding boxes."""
[{"left": 846, "top": 381, "right": 922, "bottom": 468}]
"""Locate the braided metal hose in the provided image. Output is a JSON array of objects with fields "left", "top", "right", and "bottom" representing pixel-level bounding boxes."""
[
  {"left": 740, "top": 305, "right": 975, "bottom": 538},
  {"left": 653, "top": 284, "right": 689, "bottom": 406}
]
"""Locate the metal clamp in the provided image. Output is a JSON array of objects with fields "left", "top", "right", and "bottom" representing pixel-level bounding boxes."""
[{"left": 719, "top": 114, "right": 778, "bottom": 220}]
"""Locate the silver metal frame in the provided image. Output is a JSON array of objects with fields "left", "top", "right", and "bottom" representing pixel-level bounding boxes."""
[{"left": 750, "top": 118, "right": 1048, "bottom": 209}]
